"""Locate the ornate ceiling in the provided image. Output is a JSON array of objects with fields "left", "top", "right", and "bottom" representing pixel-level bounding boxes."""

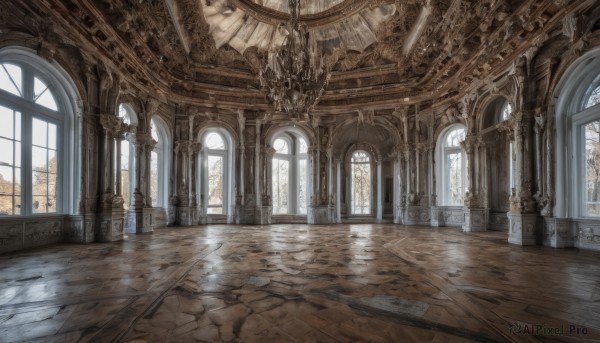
[
  {"left": 202, "top": 0, "right": 396, "bottom": 55},
  {"left": 0, "top": 0, "right": 590, "bottom": 116}
]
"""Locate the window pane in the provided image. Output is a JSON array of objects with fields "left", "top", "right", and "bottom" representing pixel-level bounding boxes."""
[
  {"left": 15, "top": 142, "right": 21, "bottom": 168},
  {"left": 585, "top": 86, "right": 600, "bottom": 109},
  {"left": 0, "top": 106, "right": 14, "bottom": 139},
  {"left": 118, "top": 104, "right": 131, "bottom": 124},
  {"left": 351, "top": 160, "right": 371, "bottom": 214},
  {"left": 0, "top": 165, "right": 14, "bottom": 194},
  {"left": 151, "top": 150, "right": 158, "bottom": 206},
  {"left": 351, "top": 150, "right": 370, "bottom": 163},
  {"left": 32, "top": 118, "right": 48, "bottom": 147},
  {"left": 445, "top": 128, "right": 465, "bottom": 147},
  {"left": 151, "top": 120, "right": 158, "bottom": 141},
  {"left": 0, "top": 63, "right": 22, "bottom": 97},
  {"left": 15, "top": 111, "right": 21, "bottom": 141},
  {"left": 298, "top": 137, "right": 308, "bottom": 154},
  {"left": 47, "top": 171, "right": 57, "bottom": 213},
  {"left": 298, "top": 158, "right": 307, "bottom": 214},
  {"left": 447, "top": 152, "right": 463, "bottom": 205},
  {"left": 48, "top": 149, "right": 57, "bottom": 174},
  {"left": 0, "top": 138, "right": 13, "bottom": 166},
  {"left": 121, "top": 140, "right": 130, "bottom": 210},
  {"left": 32, "top": 146, "right": 47, "bottom": 172},
  {"left": 34, "top": 77, "right": 58, "bottom": 111},
  {"left": 585, "top": 121, "right": 600, "bottom": 216},
  {"left": 273, "top": 138, "right": 289, "bottom": 154},
  {"left": 32, "top": 195, "right": 47, "bottom": 213},
  {"left": 205, "top": 132, "right": 225, "bottom": 150},
  {"left": 502, "top": 103, "right": 513, "bottom": 121},
  {"left": 48, "top": 123, "right": 57, "bottom": 150},
  {"left": 207, "top": 155, "right": 224, "bottom": 208},
  {"left": 272, "top": 158, "right": 289, "bottom": 214},
  {"left": 0, "top": 195, "right": 14, "bottom": 215},
  {"left": 0, "top": 165, "right": 18, "bottom": 215}
]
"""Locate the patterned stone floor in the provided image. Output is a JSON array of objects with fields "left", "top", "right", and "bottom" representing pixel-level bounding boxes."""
[{"left": 0, "top": 224, "right": 599, "bottom": 342}]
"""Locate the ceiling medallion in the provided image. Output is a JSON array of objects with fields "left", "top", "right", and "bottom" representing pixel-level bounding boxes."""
[{"left": 259, "top": 0, "right": 331, "bottom": 120}]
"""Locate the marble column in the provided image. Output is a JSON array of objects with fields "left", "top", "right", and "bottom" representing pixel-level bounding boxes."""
[
  {"left": 96, "top": 113, "right": 127, "bottom": 242},
  {"left": 462, "top": 135, "right": 488, "bottom": 232},
  {"left": 174, "top": 140, "right": 201, "bottom": 226},
  {"left": 506, "top": 111, "right": 539, "bottom": 245},
  {"left": 126, "top": 132, "right": 156, "bottom": 234}
]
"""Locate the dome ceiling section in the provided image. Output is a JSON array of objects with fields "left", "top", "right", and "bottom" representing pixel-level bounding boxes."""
[
  {"left": 200, "top": 0, "right": 396, "bottom": 55},
  {"left": 248, "top": 0, "right": 345, "bottom": 15}
]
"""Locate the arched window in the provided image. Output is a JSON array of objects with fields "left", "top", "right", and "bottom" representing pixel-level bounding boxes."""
[
  {"left": 575, "top": 80, "right": 600, "bottom": 217},
  {"left": 350, "top": 150, "right": 371, "bottom": 215},
  {"left": 199, "top": 129, "right": 234, "bottom": 217},
  {"left": 149, "top": 117, "right": 170, "bottom": 208},
  {"left": 271, "top": 132, "right": 308, "bottom": 215},
  {"left": 117, "top": 104, "right": 137, "bottom": 210},
  {"left": 501, "top": 102, "right": 513, "bottom": 121},
  {"left": 555, "top": 53, "right": 600, "bottom": 218},
  {"left": 0, "top": 49, "right": 78, "bottom": 216},
  {"left": 437, "top": 125, "right": 466, "bottom": 206},
  {"left": 501, "top": 101, "right": 517, "bottom": 189}
]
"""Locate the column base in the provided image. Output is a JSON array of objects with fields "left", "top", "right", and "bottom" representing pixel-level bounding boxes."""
[
  {"left": 308, "top": 205, "right": 335, "bottom": 224},
  {"left": 462, "top": 208, "right": 488, "bottom": 232},
  {"left": 403, "top": 206, "right": 431, "bottom": 226},
  {"left": 126, "top": 208, "right": 155, "bottom": 234},
  {"left": 430, "top": 206, "right": 442, "bottom": 227},
  {"left": 176, "top": 206, "right": 200, "bottom": 226},
  {"left": 96, "top": 210, "right": 126, "bottom": 242},
  {"left": 64, "top": 214, "right": 96, "bottom": 243},
  {"left": 543, "top": 217, "right": 575, "bottom": 248},
  {"left": 255, "top": 206, "right": 272, "bottom": 225},
  {"left": 507, "top": 212, "right": 539, "bottom": 245}
]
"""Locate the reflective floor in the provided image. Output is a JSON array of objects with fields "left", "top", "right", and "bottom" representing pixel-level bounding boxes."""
[{"left": 0, "top": 224, "right": 599, "bottom": 342}]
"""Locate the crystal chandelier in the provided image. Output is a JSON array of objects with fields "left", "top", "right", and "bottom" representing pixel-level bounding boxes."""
[{"left": 259, "top": 0, "right": 331, "bottom": 119}]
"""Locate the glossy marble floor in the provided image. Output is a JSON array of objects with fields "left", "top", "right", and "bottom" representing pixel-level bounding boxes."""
[{"left": 0, "top": 224, "right": 599, "bottom": 342}]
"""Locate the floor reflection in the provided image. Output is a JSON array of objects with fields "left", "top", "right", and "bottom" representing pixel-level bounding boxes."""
[{"left": 0, "top": 224, "right": 598, "bottom": 342}]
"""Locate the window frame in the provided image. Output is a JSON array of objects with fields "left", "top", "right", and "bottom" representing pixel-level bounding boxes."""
[
  {"left": 572, "top": 105, "right": 600, "bottom": 217},
  {"left": 349, "top": 149, "right": 373, "bottom": 215},
  {"left": 436, "top": 124, "right": 467, "bottom": 206},
  {"left": 271, "top": 132, "right": 309, "bottom": 215},
  {"left": 0, "top": 59, "right": 70, "bottom": 216},
  {"left": 199, "top": 128, "right": 234, "bottom": 217},
  {"left": 150, "top": 116, "right": 171, "bottom": 208}
]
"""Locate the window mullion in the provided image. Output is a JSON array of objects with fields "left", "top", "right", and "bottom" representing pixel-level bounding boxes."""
[{"left": 22, "top": 110, "right": 32, "bottom": 215}]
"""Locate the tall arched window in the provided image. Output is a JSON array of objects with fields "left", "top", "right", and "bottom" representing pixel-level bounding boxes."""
[
  {"left": 555, "top": 52, "right": 600, "bottom": 218},
  {"left": 576, "top": 77, "right": 600, "bottom": 217},
  {"left": 0, "top": 49, "right": 78, "bottom": 215},
  {"left": 271, "top": 132, "right": 308, "bottom": 215},
  {"left": 501, "top": 101, "right": 517, "bottom": 189},
  {"left": 350, "top": 150, "right": 371, "bottom": 215},
  {"left": 199, "top": 129, "right": 234, "bottom": 217},
  {"left": 437, "top": 125, "right": 466, "bottom": 206},
  {"left": 117, "top": 104, "right": 137, "bottom": 210},
  {"left": 150, "top": 117, "right": 171, "bottom": 208}
]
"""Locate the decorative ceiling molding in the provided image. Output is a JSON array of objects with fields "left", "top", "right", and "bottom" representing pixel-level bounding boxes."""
[{"left": 202, "top": 0, "right": 396, "bottom": 54}]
